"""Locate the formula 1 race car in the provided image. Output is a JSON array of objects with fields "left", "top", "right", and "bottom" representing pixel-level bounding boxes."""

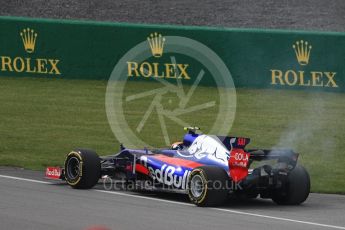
[{"left": 46, "top": 127, "right": 310, "bottom": 207}]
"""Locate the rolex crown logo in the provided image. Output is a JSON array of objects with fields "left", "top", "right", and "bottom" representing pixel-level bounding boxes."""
[
  {"left": 292, "top": 40, "right": 312, "bottom": 66},
  {"left": 20, "top": 28, "right": 38, "bottom": 53},
  {"left": 147, "top": 32, "right": 165, "bottom": 58}
]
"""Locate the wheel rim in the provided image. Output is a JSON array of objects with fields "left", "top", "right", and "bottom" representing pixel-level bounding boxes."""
[
  {"left": 190, "top": 174, "right": 204, "bottom": 198},
  {"left": 66, "top": 156, "right": 80, "bottom": 180}
]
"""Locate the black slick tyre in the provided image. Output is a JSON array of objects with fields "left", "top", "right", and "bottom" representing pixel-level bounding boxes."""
[
  {"left": 188, "top": 166, "right": 229, "bottom": 207},
  {"left": 272, "top": 164, "right": 310, "bottom": 205},
  {"left": 64, "top": 149, "right": 101, "bottom": 189}
]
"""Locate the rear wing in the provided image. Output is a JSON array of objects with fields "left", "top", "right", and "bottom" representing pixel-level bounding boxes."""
[{"left": 247, "top": 149, "right": 299, "bottom": 165}]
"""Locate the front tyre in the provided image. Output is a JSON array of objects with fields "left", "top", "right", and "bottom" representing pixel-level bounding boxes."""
[
  {"left": 188, "top": 166, "right": 229, "bottom": 207},
  {"left": 64, "top": 149, "right": 101, "bottom": 189},
  {"left": 272, "top": 164, "right": 310, "bottom": 205}
]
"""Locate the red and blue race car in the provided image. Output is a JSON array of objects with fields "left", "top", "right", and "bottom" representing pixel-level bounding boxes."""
[{"left": 46, "top": 127, "right": 310, "bottom": 207}]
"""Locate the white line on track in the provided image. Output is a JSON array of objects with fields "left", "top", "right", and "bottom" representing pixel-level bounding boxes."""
[
  {"left": 1, "top": 174, "right": 345, "bottom": 230},
  {"left": 0, "top": 174, "right": 51, "bottom": 184},
  {"left": 210, "top": 208, "right": 345, "bottom": 230}
]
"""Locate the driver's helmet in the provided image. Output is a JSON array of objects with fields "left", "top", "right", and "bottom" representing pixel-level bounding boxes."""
[{"left": 171, "top": 141, "right": 184, "bottom": 150}]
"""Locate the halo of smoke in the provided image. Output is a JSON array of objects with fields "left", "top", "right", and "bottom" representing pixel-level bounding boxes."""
[{"left": 273, "top": 94, "right": 334, "bottom": 157}]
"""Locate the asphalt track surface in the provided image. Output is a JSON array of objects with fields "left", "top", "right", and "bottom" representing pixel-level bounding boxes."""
[{"left": 0, "top": 167, "right": 345, "bottom": 230}]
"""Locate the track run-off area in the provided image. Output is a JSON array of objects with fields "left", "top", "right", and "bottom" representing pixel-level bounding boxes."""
[{"left": 0, "top": 167, "right": 344, "bottom": 230}]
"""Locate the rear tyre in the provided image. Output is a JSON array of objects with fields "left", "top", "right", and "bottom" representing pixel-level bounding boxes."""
[
  {"left": 64, "top": 149, "right": 101, "bottom": 189},
  {"left": 188, "top": 166, "right": 229, "bottom": 207},
  {"left": 272, "top": 164, "right": 310, "bottom": 205}
]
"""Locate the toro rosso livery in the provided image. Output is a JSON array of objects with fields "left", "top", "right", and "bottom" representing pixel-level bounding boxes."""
[{"left": 46, "top": 127, "right": 310, "bottom": 206}]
